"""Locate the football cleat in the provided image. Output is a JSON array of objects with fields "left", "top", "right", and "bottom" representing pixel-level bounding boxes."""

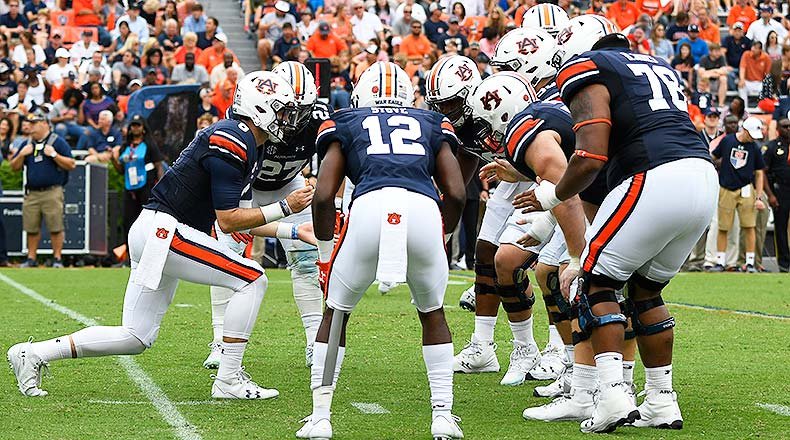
[
  {"left": 580, "top": 382, "right": 640, "bottom": 433},
  {"left": 453, "top": 338, "right": 500, "bottom": 373},
  {"left": 211, "top": 369, "right": 279, "bottom": 400},
  {"left": 523, "top": 389, "right": 594, "bottom": 422},
  {"left": 7, "top": 338, "right": 49, "bottom": 397},
  {"left": 378, "top": 281, "right": 397, "bottom": 295},
  {"left": 203, "top": 342, "right": 221, "bottom": 369},
  {"left": 632, "top": 389, "right": 684, "bottom": 430},
  {"left": 296, "top": 416, "right": 332, "bottom": 439},
  {"left": 458, "top": 286, "right": 476, "bottom": 312},
  {"left": 500, "top": 341, "right": 541, "bottom": 386},
  {"left": 431, "top": 414, "right": 464, "bottom": 439},
  {"left": 305, "top": 342, "right": 314, "bottom": 368},
  {"left": 533, "top": 365, "right": 571, "bottom": 398},
  {"left": 527, "top": 344, "right": 566, "bottom": 380}
]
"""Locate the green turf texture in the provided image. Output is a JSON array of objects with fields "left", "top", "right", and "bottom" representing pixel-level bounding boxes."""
[{"left": 0, "top": 269, "right": 788, "bottom": 439}]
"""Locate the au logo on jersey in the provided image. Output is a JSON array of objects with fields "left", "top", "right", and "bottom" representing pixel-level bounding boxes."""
[
  {"left": 156, "top": 228, "right": 169, "bottom": 239},
  {"left": 481, "top": 90, "right": 502, "bottom": 111},
  {"left": 516, "top": 37, "right": 539, "bottom": 55},
  {"left": 455, "top": 64, "right": 474, "bottom": 81},
  {"left": 387, "top": 213, "right": 402, "bottom": 225},
  {"left": 255, "top": 78, "right": 279, "bottom": 94}
]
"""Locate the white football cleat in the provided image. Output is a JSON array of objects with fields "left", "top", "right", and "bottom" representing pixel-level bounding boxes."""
[
  {"left": 305, "top": 342, "right": 314, "bottom": 368},
  {"left": 431, "top": 414, "right": 464, "bottom": 439},
  {"left": 378, "top": 281, "right": 397, "bottom": 294},
  {"left": 453, "top": 337, "right": 499, "bottom": 373},
  {"left": 533, "top": 365, "right": 571, "bottom": 398},
  {"left": 203, "top": 342, "right": 221, "bottom": 369},
  {"left": 500, "top": 341, "right": 541, "bottom": 386},
  {"left": 458, "top": 286, "right": 476, "bottom": 312},
  {"left": 631, "top": 389, "right": 683, "bottom": 430},
  {"left": 527, "top": 344, "right": 566, "bottom": 380},
  {"left": 296, "top": 416, "right": 332, "bottom": 439},
  {"left": 7, "top": 338, "right": 49, "bottom": 397},
  {"left": 523, "top": 389, "right": 594, "bottom": 422},
  {"left": 580, "top": 382, "right": 640, "bottom": 433},
  {"left": 211, "top": 369, "right": 279, "bottom": 400}
]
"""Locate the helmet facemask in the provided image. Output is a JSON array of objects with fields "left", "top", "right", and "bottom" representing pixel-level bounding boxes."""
[
  {"left": 472, "top": 116, "right": 504, "bottom": 156},
  {"left": 428, "top": 88, "right": 470, "bottom": 127},
  {"left": 261, "top": 99, "right": 299, "bottom": 143}
]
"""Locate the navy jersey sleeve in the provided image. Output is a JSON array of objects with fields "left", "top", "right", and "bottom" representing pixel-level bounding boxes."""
[
  {"left": 204, "top": 121, "right": 255, "bottom": 168},
  {"left": 557, "top": 53, "right": 604, "bottom": 104},
  {"left": 437, "top": 114, "right": 461, "bottom": 152},
  {"left": 204, "top": 155, "right": 244, "bottom": 210},
  {"left": 503, "top": 108, "right": 548, "bottom": 171},
  {"left": 316, "top": 110, "right": 351, "bottom": 159}
]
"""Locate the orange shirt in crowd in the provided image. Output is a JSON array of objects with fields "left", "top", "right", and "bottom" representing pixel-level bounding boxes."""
[
  {"left": 50, "top": 83, "right": 76, "bottom": 102},
  {"left": 635, "top": 0, "right": 670, "bottom": 17},
  {"left": 174, "top": 46, "right": 203, "bottom": 64},
  {"left": 399, "top": 34, "right": 432, "bottom": 59},
  {"left": 740, "top": 50, "right": 772, "bottom": 81},
  {"left": 198, "top": 47, "right": 239, "bottom": 73},
  {"left": 212, "top": 80, "right": 236, "bottom": 117},
  {"left": 73, "top": 0, "right": 102, "bottom": 26},
  {"left": 118, "top": 94, "right": 130, "bottom": 114},
  {"left": 462, "top": 16, "right": 486, "bottom": 42},
  {"left": 606, "top": 1, "right": 640, "bottom": 30},
  {"left": 306, "top": 32, "right": 348, "bottom": 58},
  {"left": 698, "top": 18, "right": 721, "bottom": 44},
  {"left": 727, "top": 4, "right": 757, "bottom": 30},
  {"left": 514, "top": 5, "right": 529, "bottom": 26}
]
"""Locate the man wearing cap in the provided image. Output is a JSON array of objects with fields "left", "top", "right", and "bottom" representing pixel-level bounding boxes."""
[
  {"left": 115, "top": 2, "right": 149, "bottom": 43},
  {"left": 257, "top": 0, "right": 297, "bottom": 69},
  {"left": 676, "top": 24, "right": 709, "bottom": 64},
  {"left": 8, "top": 106, "right": 75, "bottom": 268},
  {"left": 272, "top": 22, "right": 300, "bottom": 64},
  {"left": 423, "top": 3, "right": 448, "bottom": 45},
  {"left": 711, "top": 116, "right": 767, "bottom": 272},
  {"left": 171, "top": 51, "right": 209, "bottom": 85},
  {"left": 739, "top": 40, "right": 771, "bottom": 102},
  {"left": 44, "top": 29, "right": 66, "bottom": 65},
  {"left": 0, "top": 60, "right": 16, "bottom": 103},
  {"left": 350, "top": 0, "right": 384, "bottom": 46},
  {"left": 606, "top": 0, "right": 640, "bottom": 30},
  {"left": 70, "top": 29, "right": 101, "bottom": 67},
  {"left": 723, "top": 22, "right": 752, "bottom": 90},
  {"left": 763, "top": 117, "right": 790, "bottom": 272},
  {"left": 45, "top": 48, "right": 77, "bottom": 85},
  {"left": 438, "top": 16, "right": 468, "bottom": 54},
  {"left": 727, "top": 0, "right": 757, "bottom": 30},
  {"left": 700, "top": 108, "right": 723, "bottom": 148},
  {"left": 306, "top": 21, "right": 348, "bottom": 58},
  {"left": 746, "top": 4, "right": 787, "bottom": 45},
  {"left": 198, "top": 33, "right": 238, "bottom": 73},
  {"left": 197, "top": 16, "right": 220, "bottom": 50},
  {"left": 79, "top": 109, "right": 122, "bottom": 163},
  {"left": 352, "top": 44, "right": 378, "bottom": 82},
  {"left": 399, "top": 19, "right": 432, "bottom": 62}
]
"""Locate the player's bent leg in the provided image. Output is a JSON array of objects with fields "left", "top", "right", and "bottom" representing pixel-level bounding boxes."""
[
  {"left": 287, "top": 248, "right": 324, "bottom": 367},
  {"left": 205, "top": 285, "right": 234, "bottom": 369},
  {"left": 531, "top": 262, "right": 572, "bottom": 382}
]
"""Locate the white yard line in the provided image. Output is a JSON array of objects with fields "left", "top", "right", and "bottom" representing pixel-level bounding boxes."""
[
  {"left": 351, "top": 402, "right": 390, "bottom": 414},
  {"left": 756, "top": 403, "right": 790, "bottom": 416},
  {"left": 0, "top": 273, "right": 203, "bottom": 440},
  {"left": 90, "top": 399, "right": 226, "bottom": 406},
  {"left": 666, "top": 302, "right": 790, "bottom": 321}
]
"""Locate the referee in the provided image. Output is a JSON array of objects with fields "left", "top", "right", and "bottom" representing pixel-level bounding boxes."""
[{"left": 764, "top": 117, "right": 790, "bottom": 272}]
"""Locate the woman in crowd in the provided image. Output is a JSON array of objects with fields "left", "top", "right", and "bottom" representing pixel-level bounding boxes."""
[
  {"left": 371, "top": 0, "right": 395, "bottom": 26},
  {"left": 197, "top": 87, "right": 219, "bottom": 122},
  {"left": 765, "top": 31, "right": 782, "bottom": 61},
  {"left": 651, "top": 23, "right": 674, "bottom": 62},
  {"left": 142, "top": 47, "right": 169, "bottom": 84},
  {"left": 51, "top": 88, "right": 88, "bottom": 141},
  {"left": 329, "top": 55, "right": 352, "bottom": 109},
  {"left": 109, "top": 20, "right": 132, "bottom": 56},
  {"left": 0, "top": 33, "right": 9, "bottom": 59},
  {"left": 79, "top": 82, "right": 117, "bottom": 132},
  {"left": 12, "top": 31, "right": 45, "bottom": 67},
  {"left": 0, "top": 117, "right": 16, "bottom": 159},
  {"left": 485, "top": 6, "right": 508, "bottom": 37},
  {"left": 672, "top": 42, "right": 695, "bottom": 85},
  {"left": 332, "top": 4, "right": 354, "bottom": 44},
  {"left": 721, "top": 95, "right": 749, "bottom": 123}
]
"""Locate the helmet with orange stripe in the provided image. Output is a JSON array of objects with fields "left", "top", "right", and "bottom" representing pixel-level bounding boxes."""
[
  {"left": 424, "top": 55, "right": 481, "bottom": 128},
  {"left": 468, "top": 72, "right": 538, "bottom": 156},
  {"left": 556, "top": 15, "right": 619, "bottom": 65},
  {"left": 232, "top": 70, "right": 298, "bottom": 143},
  {"left": 490, "top": 27, "right": 562, "bottom": 87},
  {"left": 522, "top": 3, "right": 569, "bottom": 37},
  {"left": 272, "top": 61, "right": 318, "bottom": 135},
  {"left": 351, "top": 61, "right": 414, "bottom": 108}
]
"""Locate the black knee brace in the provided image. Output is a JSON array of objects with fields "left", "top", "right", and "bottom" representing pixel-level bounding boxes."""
[
  {"left": 474, "top": 263, "right": 497, "bottom": 296},
  {"left": 545, "top": 271, "right": 571, "bottom": 322},
  {"left": 625, "top": 296, "right": 675, "bottom": 336},
  {"left": 496, "top": 283, "right": 535, "bottom": 313},
  {"left": 578, "top": 288, "right": 628, "bottom": 334}
]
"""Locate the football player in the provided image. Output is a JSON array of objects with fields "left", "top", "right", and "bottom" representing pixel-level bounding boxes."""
[
  {"left": 297, "top": 62, "right": 466, "bottom": 440},
  {"left": 205, "top": 61, "right": 331, "bottom": 369},
  {"left": 521, "top": 3, "right": 570, "bottom": 37},
  {"left": 517, "top": 24, "right": 717, "bottom": 433},
  {"left": 7, "top": 72, "right": 317, "bottom": 399}
]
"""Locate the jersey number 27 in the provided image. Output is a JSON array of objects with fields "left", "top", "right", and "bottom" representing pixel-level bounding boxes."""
[{"left": 362, "top": 115, "right": 426, "bottom": 156}]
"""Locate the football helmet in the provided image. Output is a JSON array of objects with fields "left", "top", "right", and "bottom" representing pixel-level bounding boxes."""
[
  {"left": 468, "top": 72, "right": 538, "bottom": 157},
  {"left": 490, "top": 27, "right": 562, "bottom": 87},
  {"left": 522, "top": 3, "right": 570, "bottom": 37},
  {"left": 424, "top": 55, "right": 482, "bottom": 128},
  {"left": 272, "top": 61, "right": 318, "bottom": 134},
  {"left": 556, "top": 15, "right": 618, "bottom": 64},
  {"left": 232, "top": 70, "right": 298, "bottom": 143},
  {"left": 351, "top": 61, "right": 414, "bottom": 108}
]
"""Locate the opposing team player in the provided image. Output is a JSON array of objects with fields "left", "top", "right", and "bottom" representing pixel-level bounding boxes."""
[
  {"left": 517, "top": 29, "right": 717, "bottom": 432},
  {"left": 521, "top": 2, "right": 570, "bottom": 37},
  {"left": 297, "top": 62, "right": 466, "bottom": 440},
  {"left": 205, "top": 61, "right": 330, "bottom": 369},
  {"left": 7, "top": 72, "right": 314, "bottom": 399}
]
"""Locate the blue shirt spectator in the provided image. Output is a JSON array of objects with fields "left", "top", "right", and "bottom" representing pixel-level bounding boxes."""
[
  {"left": 712, "top": 132, "right": 766, "bottom": 190},
  {"left": 12, "top": 126, "right": 73, "bottom": 189},
  {"left": 723, "top": 32, "right": 752, "bottom": 69},
  {"left": 0, "top": 0, "right": 29, "bottom": 29},
  {"left": 676, "top": 27, "right": 709, "bottom": 64}
]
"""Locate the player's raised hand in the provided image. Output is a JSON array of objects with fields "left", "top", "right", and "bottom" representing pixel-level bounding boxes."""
[
  {"left": 479, "top": 158, "right": 521, "bottom": 183},
  {"left": 286, "top": 186, "right": 315, "bottom": 213},
  {"left": 297, "top": 222, "right": 317, "bottom": 245}
]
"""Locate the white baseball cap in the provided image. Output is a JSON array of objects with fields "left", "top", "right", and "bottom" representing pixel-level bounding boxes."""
[
  {"left": 55, "top": 47, "right": 70, "bottom": 59},
  {"left": 743, "top": 116, "right": 764, "bottom": 139},
  {"left": 275, "top": 0, "right": 290, "bottom": 12},
  {"left": 214, "top": 33, "right": 228, "bottom": 44}
]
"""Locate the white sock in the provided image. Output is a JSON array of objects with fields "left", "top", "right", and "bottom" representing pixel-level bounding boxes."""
[
  {"left": 548, "top": 325, "right": 564, "bottom": 348},
  {"left": 31, "top": 336, "right": 73, "bottom": 362},
  {"left": 473, "top": 316, "right": 496, "bottom": 343},
  {"left": 217, "top": 341, "right": 246, "bottom": 381},
  {"left": 594, "top": 352, "right": 624, "bottom": 386},
  {"left": 746, "top": 252, "right": 755, "bottom": 266},
  {"left": 32, "top": 326, "right": 146, "bottom": 362},
  {"left": 644, "top": 365, "right": 673, "bottom": 391},
  {"left": 302, "top": 314, "right": 322, "bottom": 346},
  {"left": 312, "top": 385, "right": 334, "bottom": 420},
  {"left": 509, "top": 316, "right": 535, "bottom": 346},
  {"left": 209, "top": 286, "right": 233, "bottom": 343},
  {"left": 622, "top": 360, "right": 636, "bottom": 384},
  {"left": 423, "top": 343, "right": 454, "bottom": 416},
  {"left": 310, "top": 341, "right": 346, "bottom": 390},
  {"left": 716, "top": 252, "right": 726, "bottom": 266},
  {"left": 571, "top": 363, "right": 597, "bottom": 392},
  {"left": 564, "top": 344, "right": 575, "bottom": 363}
]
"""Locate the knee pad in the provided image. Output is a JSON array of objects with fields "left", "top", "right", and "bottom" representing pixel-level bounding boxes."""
[
  {"left": 496, "top": 280, "right": 535, "bottom": 314},
  {"left": 577, "top": 288, "right": 627, "bottom": 334},
  {"left": 474, "top": 263, "right": 497, "bottom": 296},
  {"left": 545, "top": 271, "right": 571, "bottom": 322},
  {"left": 625, "top": 296, "right": 675, "bottom": 336},
  {"left": 571, "top": 329, "right": 590, "bottom": 345}
]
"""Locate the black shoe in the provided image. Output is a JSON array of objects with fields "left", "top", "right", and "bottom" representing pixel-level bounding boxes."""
[
  {"left": 707, "top": 264, "right": 725, "bottom": 272},
  {"left": 780, "top": 266, "right": 789, "bottom": 273},
  {"left": 744, "top": 264, "right": 757, "bottom": 273},
  {"left": 19, "top": 259, "right": 38, "bottom": 268}
]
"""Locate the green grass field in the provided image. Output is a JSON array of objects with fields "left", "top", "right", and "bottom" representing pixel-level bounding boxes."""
[{"left": 0, "top": 269, "right": 788, "bottom": 439}]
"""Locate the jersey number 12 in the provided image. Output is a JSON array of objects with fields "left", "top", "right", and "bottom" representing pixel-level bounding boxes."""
[
  {"left": 627, "top": 64, "right": 687, "bottom": 112},
  {"left": 362, "top": 115, "right": 426, "bottom": 156}
]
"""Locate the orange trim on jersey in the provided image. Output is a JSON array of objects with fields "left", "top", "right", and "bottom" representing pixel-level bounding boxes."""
[
  {"left": 506, "top": 118, "right": 541, "bottom": 157},
  {"left": 323, "top": 212, "right": 350, "bottom": 299},
  {"left": 317, "top": 120, "right": 336, "bottom": 137},
  {"left": 209, "top": 135, "right": 247, "bottom": 161},
  {"left": 583, "top": 173, "right": 645, "bottom": 273},
  {"left": 171, "top": 232, "right": 261, "bottom": 283},
  {"left": 441, "top": 121, "right": 455, "bottom": 132},
  {"left": 556, "top": 60, "right": 598, "bottom": 90},
  {"left": 574, "top": 149, "right": 608, "bottom": 162},
  {"left": 572, "top": 118, "right": 612, "bottom": 132}
]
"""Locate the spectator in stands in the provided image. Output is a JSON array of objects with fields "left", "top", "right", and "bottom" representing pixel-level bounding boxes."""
[
  {"left": 196, "top": 112, "right": 213, "bottom": 129},
  {"left": 352, "top": 44, "right": 378, "bottom": 82},
  {"left": 209, "top": 52, "right": 243, "bottom": 88},
  {"left": 711, "top": 117, "right": 766, "bottom": 272},
  {"left": 79, "top": 109, "right": 121, "bottom": 164},
  {"left": 50, "top": 71, "right": 78, "bottom": 102},
  {"left": 666, "top": 11, "right": 690, "bottom": 42},
  {"left": 676, "top": 24, "right": 709, "bottom": 63},
  {"left": 700, "top": 107, "right": 723, "bottom": 147},
  {"left": 400, "top": 20, "right": 432, "bottom": 61},
  {"left": 0, "top": 61, "right": 15, "bottom": 102},
  {"left": 439, "top": 15, "right": 468, "bottom": 53},
  {"left": 329, "top": 55, "right": 352, "bottom": 109},
  {"left": 296, "top": 10, "right": 317, "bottom": 42},
  {"left": 330, "top": 5, "right": 354, "bottom": 44},
  {"left": 424, "top": 3, "right": 448, "bottom": 44},
  {"left": 727, "top": 0, "right": 757, "bottom": 30},
  {"left": 370, "top": 0, "right": 394, "bottom": 26},
  {"left": 672, "top": 42, "right": 696, "bottom": 84},
  {"left": 9, "top": 106, "right": 75, "bottom": 268},
  {"left": 182, "top": 3, "right": 208, "bottom": 35},
  {"left": 30, "top": 9, "right": 51, "bottom": 40},
  {"left": 112, "top": 50, "right": 143, "bottom": 86},
  {"left": 696, "top": 8, "right": 720, "bottom": 45},
  {"left": 257, "top": 0, "right": 297, "bottom": 69},
  {"left": 115, "top": 2, "right": 150, "bottom": 44},
  {"left": 6, "top": 79, "right": 33, "bottom": 111},
  {"left": 78, "top": 51, "right": 112, "bottom": 88},
  {"left": 764, "top": 117, "right": 790, "bottom": 272},
  {"left": 628, "top": 27, "right": 652, "bottom": 54},
  {"left": 724, "top": 22, "right": 751, "bottom": 87},
  {"left": 158, "top": 18, "right": 183, "bottom": 52},
  {"left": 43, "top": 28, "right": 64, "bottom": 65},
  {"left": 0, "top": 116, "right": 14, "bottom": 159},
  {"left": 212, "top": 75, "right": 236, "bottom": 117},
  {"left": 198, "top": 33, "right": 238, "bottom": 73},
  {"left": 0, "top": 1, "right": 28, "bottom": 37},
  {"left": 171, "top": 51, "right": 208, "bottom": 85},
  {"left": 650, "top": 22, "right": 673, "bottom": 61},
  {"left": 765, "top": 30, "right": 782, "bottom": 60},
  {"left": 351, "top": 0, "right": 384, "bottom": 45},
  {"left": 739, "top": 40, "right": 771, "bottom": 102},
  {"left": 607, "top": 0, "right": 640, "bottom": 30},
  {"left": 102, "top": 0, "right": 126, "bottom": 30},
  {"left": 109, "top": 20, "right": 132, "bottom": 56},
  {"left": 80, "top": 82, "right": 117, "bottom": 132},
  {"left": 698, "top": 43, "right": 731, "bottom": 109},
  {"left": 392, "top": 3, "right": 416, "bottom": 36},
  {"left": 479, "top": 26, "right": 499, "bottom": 57},
  {"left": 142, "top": 48, "right": 169, "bottom": 84},
  {"left": 747, "top": 4, "right": 787, "bottom": 44},
  {"left": 306, "top": 21, "right": 348, "bottom": 58},
  {"left": 175, "top": 32, "right": 202, "bottom": 65},
  {"left": 116, "top": 78, "right": 140, "bottom": 114},
  {"left": 0, "top": 33, "right": 8, "bottom": 59},
  {"left": 45, "top": 48, "right": 76, "bottom": 86},
  {"left": 12, "top": 31, "right": 44, "bottom": 67},
  {"left": 197, "top": 86, "right": 219, "bottom": 122},
  {"left": 24, "top": 0, "right": 46, "bottom": 22},
  {"left": 70, "top": 29, "right": 100, "bottom": 67},
  {"left": 635, "top": 0, "right": 669, "bottom": 25},
  {"left": 50, "top": 88, "right": 86, "bottom": 140},
  {"left": 273, "top": 22, "right": 300, "bottom": 64}
]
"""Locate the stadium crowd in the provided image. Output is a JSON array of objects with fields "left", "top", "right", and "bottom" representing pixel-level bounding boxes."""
[{"left": 0, "top": 0, "right": 788, "bottom": 272}]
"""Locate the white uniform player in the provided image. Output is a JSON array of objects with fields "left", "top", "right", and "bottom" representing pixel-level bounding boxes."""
[{"left": 521, "top": 3, "right": 570, "bottom": 36}]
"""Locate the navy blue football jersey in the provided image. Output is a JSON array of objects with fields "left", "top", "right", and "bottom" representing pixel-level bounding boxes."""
[
  {"left": 316, "top": 107, "right": 460, "bottom": 202},
  {"left": 253, "top": 101, "right": 331, "bottom": 191},
  {"left": 503, "top": 101, "right": 575, "bottom": 181},
  {"left": 557, "top": 48, "right": 711, "bottom": 187},
  {"left": 536, "top": 81, "right": 561, "bottom": 102},
  {"left": 146, "top": 119, "right": 259, "bottom": 234}
]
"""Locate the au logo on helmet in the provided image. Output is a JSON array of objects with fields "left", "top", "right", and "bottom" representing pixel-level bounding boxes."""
[
  {"left": 455, "top": 64, "right": 473, "bottom": 81},
  {"left": 556, "top": 27, "right": 573, "bottom": 45},
  {"left": 516, "top": 37, "right": 539, "bottom": 55},
  {"left": 255, "top": 78, "right": 279, "bottom": 94},
  {"left": 481, "top": 90, "right": 502, "bottom": 111}
]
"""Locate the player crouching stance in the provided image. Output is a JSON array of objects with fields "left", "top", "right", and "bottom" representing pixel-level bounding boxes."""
[
  {"left": 297, "top": 62, "right": 466, "bottom": 440},
  {"left": 7, "top": 72, "right": 312, "bottom": 399}
]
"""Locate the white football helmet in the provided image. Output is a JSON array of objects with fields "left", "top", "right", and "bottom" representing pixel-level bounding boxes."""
[
  {"left": 351, "top": 61, "right": 414, "bottom": 108},
  {"left": 232, "top": 70, "right": 297, "bottom": 143},
  {"left": 556, "top": 15, "right": 618, "bottom": 64},
  {"left": 272, "top": 61, "right": 318, "bottom": 132},
  {"left": 522, "top": 3, "right": 570, "bottom": 37},
  {"left": 424, "top": 55, "right": 482, "bottom": 128},
  {"left": 468, "top": 72, "right": 538, "bottom": 156},
  {"left": 490, "top": 27, "right": 562, "bottom": 87}
]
